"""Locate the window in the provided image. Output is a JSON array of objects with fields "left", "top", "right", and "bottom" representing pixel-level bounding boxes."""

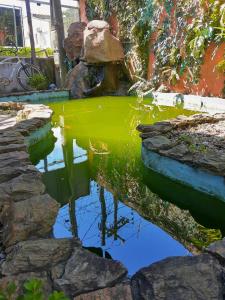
[{"left": 0, "top": 5, "right": 23, "bottom": 47}]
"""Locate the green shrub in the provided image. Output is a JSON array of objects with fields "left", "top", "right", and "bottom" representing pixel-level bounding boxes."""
[
  {"left": 0, "top": 47, "right": 53, "bottom": 58},
  {"left": 216, "top": 59, "right": 225, "bottom": 73},
  {"left": 28, "top": 74, "right": 49, "bottom": 91},
  {"left": 0, "top": 279, "right": 69, "bottom": 300}
]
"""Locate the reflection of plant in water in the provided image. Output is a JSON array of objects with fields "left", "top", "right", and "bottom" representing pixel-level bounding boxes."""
[{"left": 92, "top": 146, "right": 221, "bottom": 252}]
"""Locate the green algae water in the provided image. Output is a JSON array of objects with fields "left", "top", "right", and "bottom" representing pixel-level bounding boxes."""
[{"left": 30, "top": 96, "right": 225, "bottom": 275}]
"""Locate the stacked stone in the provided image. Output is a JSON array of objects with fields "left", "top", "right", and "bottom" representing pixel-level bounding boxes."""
[
  {"left": 137, "top": 113, "right": 225, "bottom": 176},
  {"left": 0, "top": 103, "right": 128, "bottom": 299}
]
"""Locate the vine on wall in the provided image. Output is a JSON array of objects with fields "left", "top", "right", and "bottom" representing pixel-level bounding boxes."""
[{"left": 86, "top": 0, "right": 225, "bottom": 90}]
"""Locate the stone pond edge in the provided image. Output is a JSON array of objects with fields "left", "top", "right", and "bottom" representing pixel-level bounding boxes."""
[{"left": 1, "top": 102, "right": 225, "bottom": 299}]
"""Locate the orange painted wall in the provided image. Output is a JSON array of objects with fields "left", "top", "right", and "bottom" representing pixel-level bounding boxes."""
[
  {"left": 79, "top": 0, "right": 88, "bottom": 24},
  {"left": 147, "top": 1, "right": 225, "bottom": 97}
]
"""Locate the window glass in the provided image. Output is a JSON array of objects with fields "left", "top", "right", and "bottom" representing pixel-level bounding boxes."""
[{"left": 0, "top": 6, "right": 23, "bottom": 47}]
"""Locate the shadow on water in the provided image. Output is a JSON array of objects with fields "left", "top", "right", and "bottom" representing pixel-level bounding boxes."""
[
  {"left": 29, "top": 97, "right": 225, "bottom": 274},
  {"left": 142, "top": 166, "right": 225, "bottom": 233}
]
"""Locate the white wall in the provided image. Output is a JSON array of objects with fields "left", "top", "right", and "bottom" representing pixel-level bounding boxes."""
[{"left": 0, "top": 0, "right": 79, "bottom": 49}]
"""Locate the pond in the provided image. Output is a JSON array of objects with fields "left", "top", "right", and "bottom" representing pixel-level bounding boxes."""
[{"left": 29, "top": 96, "right": 225, "bottom": 275}]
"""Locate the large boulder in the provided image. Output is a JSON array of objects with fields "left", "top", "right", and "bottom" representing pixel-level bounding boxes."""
[
  {"left": 83, "top": 20, "right": 124, "bottom": 63},
  {"left": 1, "top": 194, "right": 59, "bottom": 247},
  {"left": 131, "top": 254, "right": 225, "bottom": 300},
  {"left": 66, "top": 61, "right": 129, "bottom": 99},
  {"left": 65, "top": 61, "right": 90, "bottom": 98},
  {"left": 54, "top": 247, "right": 127, "bottom": 297},
  {"left": 65, "top": 61, "right": 104, "bottom": 98},
  {"left": 1, "top": 238, "right": 80, "bottom": 275},
  {"left": 64, "top": 22, "right": 86, "bottom": 61},
  {"left": 0, "top": 173, "right": 45, "bottom": 202}
]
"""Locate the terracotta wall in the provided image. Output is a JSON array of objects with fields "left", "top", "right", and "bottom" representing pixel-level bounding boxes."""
[{"left": 79, "top": 0, "right": 88, "bottom": 23}]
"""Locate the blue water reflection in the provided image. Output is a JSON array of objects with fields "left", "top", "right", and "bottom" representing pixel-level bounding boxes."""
[{"left": 54, "top": 181, "right": 189, "bottom": 275}]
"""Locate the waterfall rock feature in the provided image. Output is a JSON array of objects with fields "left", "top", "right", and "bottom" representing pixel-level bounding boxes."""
[
  {"left": 64, "top": 20, "right": 129, "bottom": 98},
  {"left": 83, "top": 20, "right": 124, "bottom": 64},
  {"left": 64, "top": 22, "right": 86, "bottom": 61}
]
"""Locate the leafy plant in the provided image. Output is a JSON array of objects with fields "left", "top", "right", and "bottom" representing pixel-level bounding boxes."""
[
  {"left": 0, "top": 47, "right": 53, "bottom": 58},
  {"left": 188, "top": 25, "right": 213, "bottom": 59},
  {"left": 216, "top": 59, "right": 225, "bottom": 73},
  {"left": 0, "top": 279, "right": 69, "bottom": 300},
  {"left": 161, "top": 66, "right": 180, "bottom": 85},
  {"left": 28, "top": 74, "right": 49, "bottom": 91}
]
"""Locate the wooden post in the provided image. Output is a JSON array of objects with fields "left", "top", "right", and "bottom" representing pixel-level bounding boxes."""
[
  {"left": 50, "top": 0, "right": 67, "bottom": 88},
  {"left": 24, "top": 0, "right": 37, "bottom": 65}
]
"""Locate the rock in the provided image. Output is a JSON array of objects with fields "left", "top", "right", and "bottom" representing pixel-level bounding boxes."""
[
  {"left": 87, "top": 20, "right": 110, "bottom": 30},
  {"left": 0, "top": 272, "right": 52, "bottom": 297},
  {"left": 54, "top": 247, "right": 127, "bottom": 297},
  {"left": 0, "top": 173, "right": 46, "bottom": 202},
  {"left": 74, "top": 283, "right": 133, "bottom": 300},
  {"left": 83, "top": 20, "right": 124, "bottom": 63},
  {"left": 65, "top": 62, "right": 90, "bottom": 98},
  {"left": 131, "top": 254, "right": 225, "bottom": 300},
  {"left": 0, "top": 151, "right": 29, "bottom": 168},
  {"left": 0, "top": 164, "right": 37, "bottom": 184},
  {"left": 159, "top": 143, "right": 190, "bottom": 160},
  {"left": 66, "top": 62, "right": 105, "bottom": 99},
  {"left": 66, "top": 61, "right": 129, "bottom": 98},
  {"left": 206, "top": 238, "right": 225, "bottom": 261},
  {"left": 143, "top": 136, "right": 172, "bottom": 151},
  {"left": 140, "top": 131, "right": 162, "bottom": 139},
  {"left": 198, "top": 151, "right": 225, "bottom": 175},
  {"left": 64, "top": 22, "right": 86, "bottom": 60},
  {"left": 1, "top": 194, "right": 59, "bottom": 246},
  {"left": 0, "top": 133, "right": 24, "bottom": 146},
  {"left": 137, "top": 123, "right": 173, "bottom": 134},
  {"left": 0, "top": 143, "right": 26, "bottom": 154},
  {"left": 1, "top": 238, "right": 80, "bottom": 275}
]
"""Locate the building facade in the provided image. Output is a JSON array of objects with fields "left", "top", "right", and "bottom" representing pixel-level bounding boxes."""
[{"left": 0, "top": 0, "right": 79, "bottom": 49}]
